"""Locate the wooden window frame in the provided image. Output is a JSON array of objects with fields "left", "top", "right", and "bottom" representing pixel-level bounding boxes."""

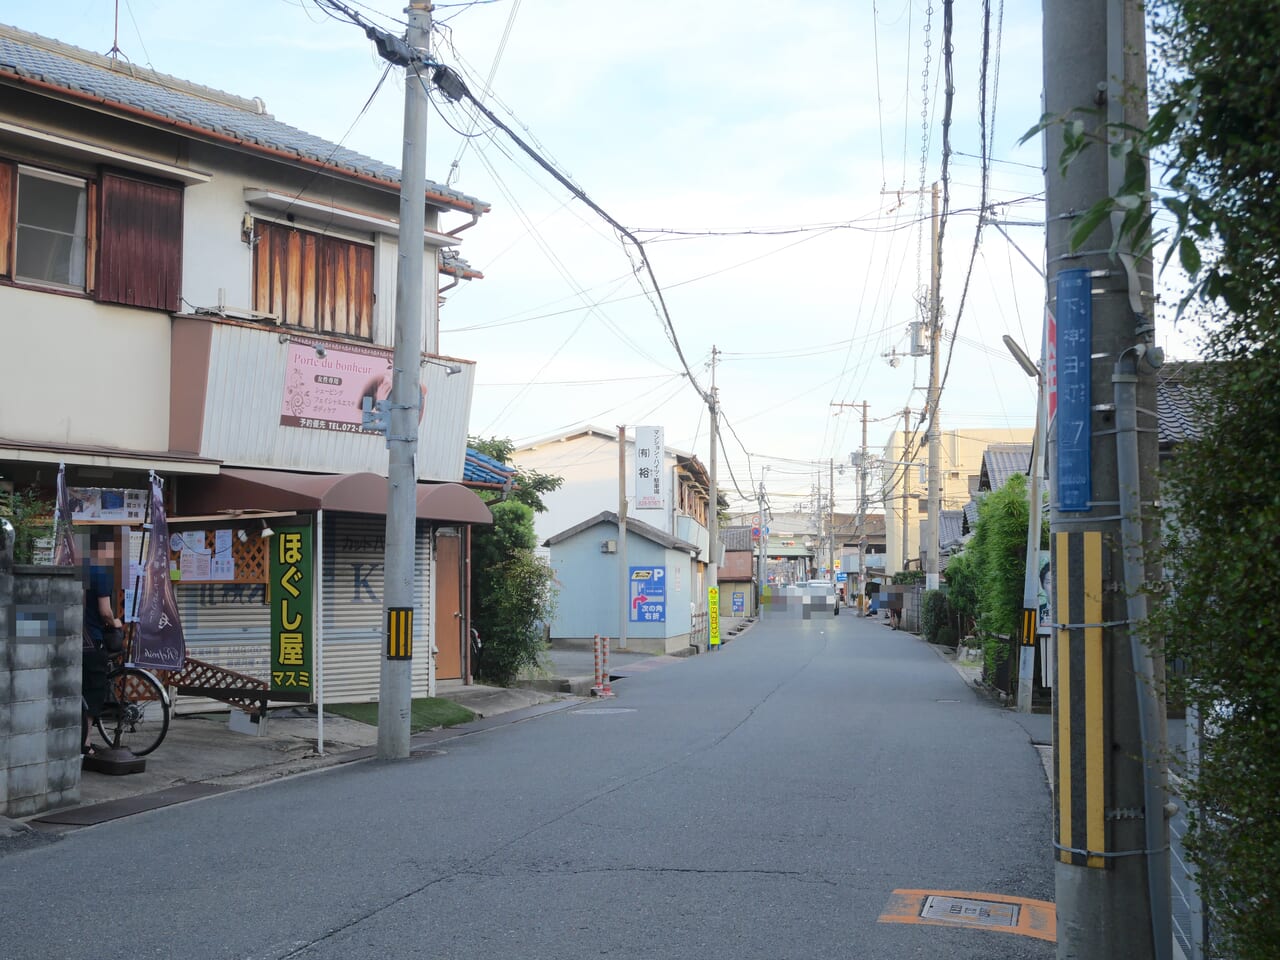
[
  {"left": 0, "top": 158, "right": 183, "bottom": 313},
  {"left": 252, "top": 219, "right": 375, "bottom": 341}
]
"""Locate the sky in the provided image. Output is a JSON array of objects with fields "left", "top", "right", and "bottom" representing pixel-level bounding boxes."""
[{"left": 7, "top": 1, "right": 1196, "bottom": 515}]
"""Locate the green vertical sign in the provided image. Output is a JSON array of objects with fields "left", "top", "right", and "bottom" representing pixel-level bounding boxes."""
[{"left": 270, "top": 524, "right": 313, "bottom": 694}]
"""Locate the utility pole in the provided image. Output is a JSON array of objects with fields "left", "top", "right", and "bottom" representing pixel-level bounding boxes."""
[
  {"left": 377, "top": 0, "right": 432, "bottom": 761},
  {"left": 828, "top": 458, "right": 836, "bottom": 584},
  {"left": 831, "top": 401, "right": 870, "bottom": 606},
  {"left": 618, "top": 424, "right": 628, "bottom": 650},
  {"left": 706, "top": 347, "right": 719, "bottom": 644},
  {"left": 1043, "top": 2, "right": 1169, "bottom": 958},
  {"left": 899, "top": 406, "right": 912, "bottom": 573},
  {"left": 756, "top": 479, "right": 767, "bottom": 608},
  {"left": 858, "top": 402, "right": 869, "bottom": 610},
  {"left": 925, "top": 181, "right": 942, "bottom": 591}
]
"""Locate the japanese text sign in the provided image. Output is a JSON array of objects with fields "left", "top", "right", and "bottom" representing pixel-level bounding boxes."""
[
  {"left": 629, "top": 566, "right": 666, "bottom": 622},
  {"left": 280, "top": 339, "right": 425, "bottom": 435},
  {"left": 270, "top": 526, "right": 313, "bottom": 694},
  {"left": 1055, "top": 269, "right": 1092, "bottom": 511},
  {"left": 634, "top": 425, "right": 665, "bottom": 510}
]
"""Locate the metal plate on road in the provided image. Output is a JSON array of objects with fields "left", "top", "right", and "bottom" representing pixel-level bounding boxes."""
[{"left": 920, "top": 895, "right": 1020, "bottom": 927}]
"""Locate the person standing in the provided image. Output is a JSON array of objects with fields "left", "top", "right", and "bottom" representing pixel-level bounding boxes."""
[{"left": 82, "top": 530, "right": 121, "bottom": 757}]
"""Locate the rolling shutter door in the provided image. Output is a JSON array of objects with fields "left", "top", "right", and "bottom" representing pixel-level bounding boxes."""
[{"left": 322, "top": 513, "right": 432, "bottom": 703}]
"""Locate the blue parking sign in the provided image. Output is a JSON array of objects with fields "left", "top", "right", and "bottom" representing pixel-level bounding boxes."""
[{"left": 629, "top": 566, "right": 666, "bottom": 622}]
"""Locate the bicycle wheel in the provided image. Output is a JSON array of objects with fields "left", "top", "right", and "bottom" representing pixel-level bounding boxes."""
[{"left": 95, "top": 666, "right": 171, "bottom": 757}]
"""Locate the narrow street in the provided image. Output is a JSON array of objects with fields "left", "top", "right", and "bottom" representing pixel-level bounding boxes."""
[{"left": 1, "top": 614, "right": 1054, "bottom": 960}]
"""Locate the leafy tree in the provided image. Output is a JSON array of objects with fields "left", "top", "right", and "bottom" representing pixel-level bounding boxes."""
[
  {"left": 943, "top": 550, "right": 979, "bottom": 640},
  {"left": 468, "top": 435, "right": 564, "bottom": 514},
  {"left": 465, "top": 438, "right": 562, "bottom": 686},
  {"left": 470, "top": 499, "right": 557, "bottom": 686}
]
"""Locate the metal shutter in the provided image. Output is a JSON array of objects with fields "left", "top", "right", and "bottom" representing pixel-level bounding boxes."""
[{"left": 321, "top": 513, "right": 431, "bottom": 703}]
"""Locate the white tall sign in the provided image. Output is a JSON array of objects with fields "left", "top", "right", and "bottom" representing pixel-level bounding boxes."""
[{"left": 634, "top": 425, "right": 665, "bottom": 510}]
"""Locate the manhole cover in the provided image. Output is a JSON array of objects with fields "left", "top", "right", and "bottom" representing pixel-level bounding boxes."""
[
  {"left": 920, "top": 895, "right": 1020, "bottom": 928},
  {"left": 571, "top": 708, "right": 636, "bottom": 715},
  {"left": 410, "top": 748, "right": 448, "bottom": 758}
]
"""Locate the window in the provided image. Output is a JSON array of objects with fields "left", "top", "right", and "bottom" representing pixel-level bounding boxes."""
[
  {"left": 252, "top": 220, "right": 374, "bottom": 340},
  {"left": 0, "top": 160, "right": 183, "bottom": 310},
  {"left": 15, "top": 166, "right": 87, "bottom": 290}
]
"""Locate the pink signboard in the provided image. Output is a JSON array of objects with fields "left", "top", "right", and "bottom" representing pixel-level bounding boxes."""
[{"left": 280, "top": 338, "right": 422, "bottom": 434}]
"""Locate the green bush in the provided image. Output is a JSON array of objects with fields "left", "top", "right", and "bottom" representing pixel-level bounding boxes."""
[
  {"left": 0, "top": 487, "right": 53, "bottom": 565},
  {"left": 471, "top": 500, "right": 557, "bottom": 687},
  {"left": 920, "top": 589, "right": 948, "bottom": 643},
  {"left": 936, "top": 625, "right": 957, "bottom": 648}
]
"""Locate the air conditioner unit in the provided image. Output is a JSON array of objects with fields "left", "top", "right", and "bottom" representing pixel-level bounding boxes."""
[{"left": 601, "top": 539, "right": 617, "bottom": 554}]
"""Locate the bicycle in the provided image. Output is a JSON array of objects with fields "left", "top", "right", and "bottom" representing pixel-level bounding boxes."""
[{"left": 94, "top": 627, "right": 171, "bottom": 757}]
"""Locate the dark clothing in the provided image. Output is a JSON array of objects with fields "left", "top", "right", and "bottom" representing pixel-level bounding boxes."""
[
  {"left": 82, "top": 646, "right": 110, "bottom": 719},
  {"left": 83, "top": 561, "right": 115, "bottom": 724},
  {"left": 84, "top": 563, "right": 113, "bottom": 646}
]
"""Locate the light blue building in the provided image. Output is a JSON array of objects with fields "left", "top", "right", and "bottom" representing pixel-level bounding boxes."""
[{"left": 544, "top": 511, "right": 698, "bottom": 655}]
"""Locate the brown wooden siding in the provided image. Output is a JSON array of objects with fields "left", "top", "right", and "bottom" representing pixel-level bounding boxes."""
[
  {"left": 95, "top": 170, "right": 183, "bottom": 311},
  {"left": 0, "top": 160, "right": 13, "bottom": 278},
  {"left": 253, "top": 220, "right": 373, "bottom": 339}
]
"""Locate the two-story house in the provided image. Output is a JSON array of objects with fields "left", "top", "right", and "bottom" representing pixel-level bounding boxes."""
[
  {"left": 512, "top": 426, "right": 717, "bottom": 654},
  {"left": 0, "top": 25, "right": 492, "bottom": 704}
]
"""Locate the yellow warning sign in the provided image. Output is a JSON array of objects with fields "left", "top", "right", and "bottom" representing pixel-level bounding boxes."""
[{"left": 387, "top": 607, "right": 413, "bottom": 660}]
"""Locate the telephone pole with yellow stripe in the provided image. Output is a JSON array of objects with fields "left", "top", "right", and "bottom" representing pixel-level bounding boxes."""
[{"left": 1044, "top": 1, "right": 1171, "bottom": 958}]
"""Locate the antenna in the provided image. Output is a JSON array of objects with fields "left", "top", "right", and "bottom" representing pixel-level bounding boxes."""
[{"left": 106, "top": 0, "right": 125, "bottom": 61}]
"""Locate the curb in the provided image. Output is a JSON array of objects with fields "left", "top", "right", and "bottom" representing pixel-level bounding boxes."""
[{"left": 24, "top": 696, "right": 586, "bottom": 833}]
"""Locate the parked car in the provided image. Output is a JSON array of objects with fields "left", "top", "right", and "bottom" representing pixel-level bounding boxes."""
[{"left": 796, "top": 580, "right": 840, "bottom": 615}]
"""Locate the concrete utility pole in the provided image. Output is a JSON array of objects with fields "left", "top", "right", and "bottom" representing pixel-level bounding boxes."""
[
  {"left": 858, "top": 402, "right": 869, "bottom": 608},
  {"left": 925, "top": 181, "right": 942, "bottom": 591},
  {"left": 377, "top": 0, "right": 432, "bottom": 761},
  {"left": 756, "top": 479, "right": 767, "bottom": 602},
  {"left": 618, "top": 424, "right": 628, "bottom": 650},
  {"left": 706, "top": 347, "right": 719, "bottom": 640},
  {"left": 828, "top": 459, "right": 836, "bottom": 583},
  {"left": 1043, "top": 2, "right": 1169, "bottom": 958},
  {"left": 899, "top": 406, "right": 912, "bottom": 573}
]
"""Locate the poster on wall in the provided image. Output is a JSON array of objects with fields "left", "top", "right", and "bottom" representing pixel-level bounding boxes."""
[
  {"left": 279, "top": 338, "right": 425, "bottom": 435},
  {"left": 629, "top": 566, "right": 666, "bottom": 622},
  {"left": 634, "top": 425, "right": 665, "bottom": 510},
  {"left": 269, "top": 525, "right": 313, "bottom": 695},
  {"left": 67, "top": 487, "right": 147, "bottom": 522}
]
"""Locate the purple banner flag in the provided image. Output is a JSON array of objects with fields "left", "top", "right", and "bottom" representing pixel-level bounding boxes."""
[
  {"left": 132, "top": 474, "right": 185, "bottom": 671},
  {"left": 53, "top": 463, "right": 78, "bottom": 566}
]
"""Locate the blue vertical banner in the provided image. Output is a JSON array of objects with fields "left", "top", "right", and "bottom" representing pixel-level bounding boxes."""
[{"left": 1056, "top": 269, "right": 1092, "bottom": 511}]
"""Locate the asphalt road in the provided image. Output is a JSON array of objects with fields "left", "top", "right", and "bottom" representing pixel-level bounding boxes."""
[{"left": 1, "top": 613, "right": 1054, "bottom": 959}]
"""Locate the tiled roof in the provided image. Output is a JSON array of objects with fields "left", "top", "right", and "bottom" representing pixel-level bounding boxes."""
[
  {"left": 0, "top": 24, "right": 488, "bottom": 214},
  {"left": 1157, "top": 362, "right": 1205, "bottom": 449},
  {"left": 962, "top": 500, "right": 980, "bottom": 534},
  {"left": 544, "top": 511, "right": 698, "bottom": 554},
  {"left": 938, "top": 509, "right": 966, "bottom": 550},
  {"left": 977, "top": 444, "right": 1033, "bottom": 492},
  {"left": 463, "top": 448, "right": 516, "bottom": 487},
  {"left": 720, "top": 526, "right": 754, "bottom": 551}
]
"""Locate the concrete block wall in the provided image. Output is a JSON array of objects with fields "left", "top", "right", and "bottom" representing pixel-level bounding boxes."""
[{"left": 1, "top": 528, "right": 83, "bottom": 818}]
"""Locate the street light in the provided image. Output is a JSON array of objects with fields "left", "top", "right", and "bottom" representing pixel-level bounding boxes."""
[{"left": 1003, "top": 333, "right": 1046, "bottom": 714}]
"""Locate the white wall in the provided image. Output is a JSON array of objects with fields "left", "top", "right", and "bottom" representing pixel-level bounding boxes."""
[
  {"left": 0, "top": 285, "right": 171, "bottom": 451},
  {"left": 513, "top": 433, "right": 676, "bottom": 547},
  {"left": 182, "top": 144, "right": 447, "bottom": 355}
]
